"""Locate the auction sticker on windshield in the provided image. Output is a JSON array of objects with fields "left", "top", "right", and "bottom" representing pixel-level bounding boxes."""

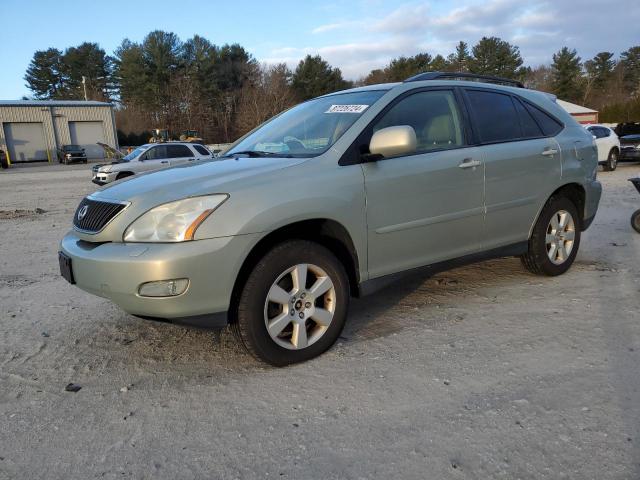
[{"left": 325, "top": 104, "right": 369, "bottom": 114}]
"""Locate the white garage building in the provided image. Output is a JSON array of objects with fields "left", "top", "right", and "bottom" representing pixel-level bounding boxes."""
[{"left": 0, "top": 100, "right": 118, "bottom": 164}]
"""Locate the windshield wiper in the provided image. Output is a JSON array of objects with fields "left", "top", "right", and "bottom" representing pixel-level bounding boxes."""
[{"left": 221, "top": 150, "right": 292, "bottom": 158}]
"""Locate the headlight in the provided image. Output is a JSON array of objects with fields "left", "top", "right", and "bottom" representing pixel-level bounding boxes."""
[
  {"left": 65, "top": 153, "right": 72, "bottom": 158},
  {"left": 123, "top": 195, "right": 228, "bottom": 242}
]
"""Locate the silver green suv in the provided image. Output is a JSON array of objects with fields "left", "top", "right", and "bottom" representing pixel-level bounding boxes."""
[{"left": 59, "top": 72, "right": 602, "bottom": 365}]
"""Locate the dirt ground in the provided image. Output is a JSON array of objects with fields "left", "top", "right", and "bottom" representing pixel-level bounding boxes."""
[{"left": 1, "top": 161, "right": 639, "bottom": 479}]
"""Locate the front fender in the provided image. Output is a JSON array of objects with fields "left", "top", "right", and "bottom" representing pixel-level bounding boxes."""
[{"left": 194, "top": 160, "right": 369, "bottom": 277}]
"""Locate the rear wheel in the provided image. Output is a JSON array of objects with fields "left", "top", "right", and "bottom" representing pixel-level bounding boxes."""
[
  {"left": 632, "top": 209, "right": 640, "bottom": 233},
  {"left": 603, "top": 148, "right": 618, "bottom": 171},
  {"left": 233, "top": 240, "right": 349, "bottom": 366},
  {"left": 521, "top": 195, "right": 581, "bottom": 276}
]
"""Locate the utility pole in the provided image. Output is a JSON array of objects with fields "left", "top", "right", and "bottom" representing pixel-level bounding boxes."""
[{"left": 82, "top": 76, "right": 88, "bottom": 101}]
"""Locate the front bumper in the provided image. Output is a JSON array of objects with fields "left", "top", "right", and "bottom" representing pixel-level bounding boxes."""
[
  {"left": 583, "top": 179, "right": 602, "bottom": 231},
  {"left": 59, "top": 231, "right": 262, "bottom": 325},
  {"left": 620, "top": 148, "right": 640, "bottom": 161},
  {"left": 92, "top": 171, "right": 118, "bottom": 185}
]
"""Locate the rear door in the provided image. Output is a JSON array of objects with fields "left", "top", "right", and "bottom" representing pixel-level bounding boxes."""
[
  {"left": 167, "top": 144, "right": 195, "bottom": 166},
  {"left": 463, "top": 88, "right": 562, "bottom": 249},
  {"left": 362, "top": 88, "right": 485, "bottom": 278}
]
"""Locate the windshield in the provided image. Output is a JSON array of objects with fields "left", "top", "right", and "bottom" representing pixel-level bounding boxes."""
[
  {"left": 225, "top": 90, "right": 387, "bottom": 158},
  {"left": 123, "top": 146, "right": 150, "bottom": 161}
]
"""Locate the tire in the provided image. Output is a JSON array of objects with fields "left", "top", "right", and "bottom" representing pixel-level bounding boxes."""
[
  {"left": 603, "top": 148, "right": 618, "bottom": 171},
  {"left": 232, "top": 240, "right": 349, "bottom": 366},
  {"left": 632, "top": 209, "right": 640, "bottom": 233},
  {"left": 520, "top": 195, "right": 581, "bottom": 276}
]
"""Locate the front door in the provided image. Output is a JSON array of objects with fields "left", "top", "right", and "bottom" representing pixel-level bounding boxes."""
[
  {"left": 362, "top": 89, "right": 485, "bottom": 279},
  {"left": 139, "top": 145, "right": 170, "bottom": 171}
]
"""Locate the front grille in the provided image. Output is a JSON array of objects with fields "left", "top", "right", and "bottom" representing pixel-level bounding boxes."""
[{"left": 73, "top": 197, "right": 126, "bottom": 233}]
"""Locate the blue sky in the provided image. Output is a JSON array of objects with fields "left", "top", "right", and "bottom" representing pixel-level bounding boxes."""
[{"left": 1, "top": 0, "right": 639, "bottom": 99}]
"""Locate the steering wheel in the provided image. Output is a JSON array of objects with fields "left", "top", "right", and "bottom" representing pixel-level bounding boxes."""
[{"left": 284, "top": 138, "right": 306, "bottom": 153}]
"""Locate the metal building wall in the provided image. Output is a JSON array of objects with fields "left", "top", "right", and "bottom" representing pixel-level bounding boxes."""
[{"left": 0, "top": 103, "right": 118, "bottom": 164}]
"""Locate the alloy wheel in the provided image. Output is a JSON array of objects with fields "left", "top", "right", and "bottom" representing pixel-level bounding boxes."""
[
  {"left": 263, "top": 263, "right": 336, "bottom": 350},
  {"left": 545, "top": 209, "right": 576, "bottom": 265}
]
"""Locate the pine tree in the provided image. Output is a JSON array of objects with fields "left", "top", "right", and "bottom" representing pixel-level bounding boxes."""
[
  {"left": 24, "top": 48, "right": 66, "bottom": 99},
  {"left": 620, "top": 46, "right": 640, "bottom": 95},
  {"left": 291, "top": 55, "right": 351, "bottom": 100},
  {"left": 385, "top": 53, "right": 432, "bottom": 81},
  {"left": 447, "top": 41, "right": 470, "bottom": 72},
  {"left": 551, "top": 47, "right": 583, "bottom": 102},
  {"left": 469, "top": 37, "right": 523, "bottom": 78},
  {"left": 584, "top": 52, "right": 615, "bottom": 89},
  {"left": 62, "top": 42, "right": 112, "bottom": 100}
]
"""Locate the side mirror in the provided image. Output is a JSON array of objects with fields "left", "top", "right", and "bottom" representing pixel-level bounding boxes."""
[{"left": 369, "top": 125, "right": 417, "bottom": 159}]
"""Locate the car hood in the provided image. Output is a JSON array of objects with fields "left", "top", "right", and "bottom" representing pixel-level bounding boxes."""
[{"left": 92, "top": 156, "right": 306, "bottom": 205}]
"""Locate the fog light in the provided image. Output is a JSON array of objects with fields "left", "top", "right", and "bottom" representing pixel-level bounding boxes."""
[{"left": 138, "top": 278, "right": 189, "bottom": 297}]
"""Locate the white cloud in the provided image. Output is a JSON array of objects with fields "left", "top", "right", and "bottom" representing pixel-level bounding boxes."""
[
  {"left": 266, "top": 0, "right": 640, "bottom": 79},
  {"left": 312, "top": 21, "right": 361, "bottom": 34}
]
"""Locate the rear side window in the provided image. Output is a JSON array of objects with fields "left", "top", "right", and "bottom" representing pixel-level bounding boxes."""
[
  {"left": 167, "top": 145, "right": 192, "bottom": 158},
  {"left": 513, "top": 98, "right": 543, "bottom": 138},
  {"left": 466, "top": 90, "right": 522, "bottom": 143},
  {"left": 193, "top": 144, "right": 211, "bottom": 156},
  {"left": 524, "top": 102, "right": 563, "bottom": 136},
  {"left": 373, "top": 89, "right": 465, "bottom": 153}
]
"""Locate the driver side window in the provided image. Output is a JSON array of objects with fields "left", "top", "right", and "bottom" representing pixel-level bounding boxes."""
[
  {"left": 141, "top": 146, "right": 167, "bottom": 160},
  {"left": 373, "top": 90, "right": 464, "bottom": 154}
]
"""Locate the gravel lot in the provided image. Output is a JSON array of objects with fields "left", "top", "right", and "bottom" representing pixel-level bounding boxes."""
[{"left": 1, "top": 162, "right": 639, "bottom": 479}]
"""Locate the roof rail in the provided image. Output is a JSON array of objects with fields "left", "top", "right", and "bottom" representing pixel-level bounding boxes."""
[{"left": 404, "top": 71, "right": 524, "bottom": 88}]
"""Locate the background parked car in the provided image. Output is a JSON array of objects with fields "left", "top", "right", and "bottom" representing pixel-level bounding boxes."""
[
  {"left": 57, "top": 144, "right": 88, "bottom": 164},
  {"left": 585, "top": 124, "right": 620, "bottom": 171},
  {"left": 620, "top": 134, "right": 640, "bottom": 163},
  {"left": 92, "top": 142, "right": 213, "bottom": 185},
  {"left": 614, "top": 122, "right": 640, "bottom": 138}
]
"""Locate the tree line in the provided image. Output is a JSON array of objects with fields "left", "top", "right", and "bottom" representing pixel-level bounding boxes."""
[{"left": 24, "top": 32, "right": 640, "bottom": 144}]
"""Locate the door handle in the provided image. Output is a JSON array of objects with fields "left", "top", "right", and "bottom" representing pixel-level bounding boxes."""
[
  {"left": 458, "top": 158, "right": 481, "bottom": 169},
  {"left": 161, "top": 160, "right": 169, "bottom": 164},
  {"left": 187, "top": 158, "right": 195, "bottom": 161},
  {"left": 541, "top": 148, "right": 558, "bottom": 156}
]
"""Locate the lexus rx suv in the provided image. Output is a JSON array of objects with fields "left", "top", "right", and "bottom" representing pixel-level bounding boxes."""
[{"left": 59, "top": 72, "right": 602, "bottom": 366}]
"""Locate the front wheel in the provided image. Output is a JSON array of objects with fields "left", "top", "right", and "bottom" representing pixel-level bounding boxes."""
[
  {"left": 521, "top": 195, "right": 581, "bottom": 276},
  {"left": 233, "top": 240, "right": 349, "bottom": 366},
  {"left": 603, "top": 149, "right": 618, "bottom": 171},
  {"left": 632, "top": 209, "right": 640, "bottom": 233}
]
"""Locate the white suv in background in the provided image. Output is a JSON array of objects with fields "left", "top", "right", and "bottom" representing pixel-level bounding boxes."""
[
  {"left": 585, "top": 124, "right": 620, "bottom": 171},
  {"left": 92, "top": 142, "right": 214, "bottom": 185}
]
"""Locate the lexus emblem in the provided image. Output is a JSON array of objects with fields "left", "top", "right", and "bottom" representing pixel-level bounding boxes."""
[{"left": 77, "top": 205, "right": 89, "bottom": 221}]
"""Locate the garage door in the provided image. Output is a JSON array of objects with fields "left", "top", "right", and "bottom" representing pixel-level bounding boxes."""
[
  {"left": 69, "top": 121, "right": 105, "bottom": 159},
  {"left": 3, "top": 122, "right": 48, "bottom": 162}
]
